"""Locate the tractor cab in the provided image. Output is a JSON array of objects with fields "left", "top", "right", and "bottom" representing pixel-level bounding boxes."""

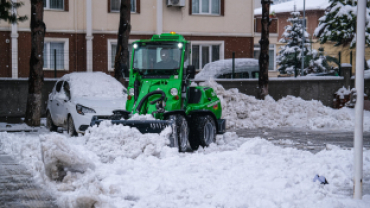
[{"left": 125, "top": 33, "right": 195, "bottom": 118}]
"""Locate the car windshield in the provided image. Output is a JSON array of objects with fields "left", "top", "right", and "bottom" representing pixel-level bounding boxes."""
[{"left": 133, "top": 42, "right": 183, "bottom": 76}]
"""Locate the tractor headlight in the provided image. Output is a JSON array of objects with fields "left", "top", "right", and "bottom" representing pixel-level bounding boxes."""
[
  {"left": 129, "top": 88, "right": 134, "bottom": 96},
  {"left": 133, "top": 44, "right": 138, "bottom": 49},
  {"left": 76, "top": 104, "right": 96, "bottom": 115},
  {"left": 170, "top": 88, "right": 178, "bottom": 96}
]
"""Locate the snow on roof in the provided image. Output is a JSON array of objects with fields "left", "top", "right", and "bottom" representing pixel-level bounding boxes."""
[
  {"left": 61, "top": 72, "right": 126, "bottom": 99},
  {"left": 194, "top": 58, "right": 259, "bottom": 81},
  {"left": 254, "top": 0, "right": 330, "bottom": 15}
]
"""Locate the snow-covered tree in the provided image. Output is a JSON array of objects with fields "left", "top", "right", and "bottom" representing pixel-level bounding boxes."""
[
  {"left": 277, "top": 11, "right": 311, "bottom": 75},
  {"left": 306, "top": 47, "right": 331, "bottom": 74},
  {"left": 314, "top": 0, "right": 370, "bottom": 48}
]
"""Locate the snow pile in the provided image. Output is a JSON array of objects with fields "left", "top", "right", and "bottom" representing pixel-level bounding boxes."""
[
  {"left": 199, "top": 79, "right": 370, "bottom": 130},
  {"left": 335, "top": 87, "right": 351, "bottom": 99},
  {"left": 194, "top": 58, "right": 259, "bottom": 80},
  {"left": 61, "top": 72, "right": 126, "bottom": 99},
  {"left": 1, "top": 130, "right": 370, "bottom": 208},
  {"left": 84, "top": 121, "right": 173, "bottom": 162}
]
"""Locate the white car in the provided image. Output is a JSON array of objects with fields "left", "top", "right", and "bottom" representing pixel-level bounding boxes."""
[
  {"left": 194, "top": 58, "right": 259, "bottom": 80},
  {"left": 46, "top": 72, "right": 127, "bottom": 135}
]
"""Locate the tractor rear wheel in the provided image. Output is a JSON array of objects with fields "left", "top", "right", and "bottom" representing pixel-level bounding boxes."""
[
  {"left": 191, "top": 115, "right": 216, "bottom": 147},
  {"left": 167, "top": 114, "right": 192, "bottom": 152}
]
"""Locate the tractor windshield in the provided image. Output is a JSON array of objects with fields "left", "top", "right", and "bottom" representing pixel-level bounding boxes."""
[{"left": 132, "top": 42, "right": 183, "bottom": 76}]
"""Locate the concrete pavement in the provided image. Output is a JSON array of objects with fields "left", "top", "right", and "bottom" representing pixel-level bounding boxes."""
[{"left": 0, "top": 151, "right": 58, "bottom": 208}]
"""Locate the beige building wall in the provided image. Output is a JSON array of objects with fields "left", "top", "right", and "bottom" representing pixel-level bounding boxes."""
[
  {"left": 164, "top": 0, "right": 254, "bottom": 36},
  {"left": 1, "top": 0, "right": 255, "bottom": 36}
]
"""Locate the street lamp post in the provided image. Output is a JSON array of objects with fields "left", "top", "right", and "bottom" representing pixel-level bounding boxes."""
[{"left": 354, "top": 0, "right": 366, "bottom": 200}]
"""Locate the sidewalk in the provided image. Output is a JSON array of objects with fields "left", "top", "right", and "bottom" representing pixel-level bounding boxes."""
[{"left": 0, "top": 151, "right": 58, "bottom": 208}]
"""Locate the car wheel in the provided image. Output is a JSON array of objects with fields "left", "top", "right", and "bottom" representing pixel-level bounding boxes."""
[
  {"left": 67, "top": 116, "right": 77, "bottom": 137},
  {"left": 167, "top": 114, "right": 192, "bottom": 152},
  {"left": 191, "top": 115, "right": 216, "bottom": 147},
  {"left": 46, "top": 111, "right": 58, "bottom": 132}
]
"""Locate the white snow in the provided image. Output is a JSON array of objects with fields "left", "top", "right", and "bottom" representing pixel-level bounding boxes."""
[
  {"left": 2, "top": 78, "right": 370, "bottom": 207},
  {"left": 255, "top": 0, "right": 330, "bottom": 15},
  {"left": 199, "top": 79, "right": 370, "bottom": 131},
  {"left": 60, "top": 72, "right": 126, "bottom": 99},
  {"left": 194, "top": 59, "right": 259, "bottom": 80},
  {"left": 1, "top": 127, "right": 370, "bottom": 207}
]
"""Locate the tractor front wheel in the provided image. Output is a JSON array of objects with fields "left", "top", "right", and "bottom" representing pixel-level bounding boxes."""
[
  {"left": 191, "top": 115, "right": 216, "bottom": 147},
  {"left": 167, "top": 114, "right": 192, "bottom": 152}
]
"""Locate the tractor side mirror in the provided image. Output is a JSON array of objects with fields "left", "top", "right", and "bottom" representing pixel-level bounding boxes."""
[{"left": 186, "top": 65, "right": 196, "bottom": 79}]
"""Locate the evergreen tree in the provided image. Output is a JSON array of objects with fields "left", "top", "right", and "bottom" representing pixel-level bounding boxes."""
[
  {"left": 0, "top": 0, "right": 27, "bottom": 23},
  {"left": 277, "top": 11, "right": 312, "bottom": 75},
  {"left": 314, "top": 0, "right": 370, "bottom": 48},
  {"left": 306, "top": 47, "right": 331, "bottom": 74}
]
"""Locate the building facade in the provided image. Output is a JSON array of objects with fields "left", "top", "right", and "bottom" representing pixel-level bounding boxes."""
[{"left": 0, "top": 0, "right": 256, "bottom": 78}]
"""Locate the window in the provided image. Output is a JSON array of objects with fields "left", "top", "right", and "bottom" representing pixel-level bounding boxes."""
[
  {"left": 192, "top": 0, "right": 220, "bottom": 15},
  {"left": 253, "top": 44, "right": 276, "bottom": 71},
  {"left": 43, "top": 38, "right": 69, "bottom": 70},
  {"left": 44, "top": 0, "right": 64, "bottom": 10},
  {"left": 110, "top": 0, "right": 137, "bottom": 12},
  {"left": 191, "top": 41, "right": 224, "bottom": 70},
  {"left": 108, "top": 39, "right": 135, "bottom": 72}
]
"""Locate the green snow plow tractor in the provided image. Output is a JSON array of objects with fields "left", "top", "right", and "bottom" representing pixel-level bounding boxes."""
[{"left": 91, "top": 32, "right": 225, "bottom": 152}]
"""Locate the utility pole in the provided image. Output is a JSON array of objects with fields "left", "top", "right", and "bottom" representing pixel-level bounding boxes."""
[
  {"left": 301, "top": 0, "right": 306, "bottom": 74},
  {"left": 259, "top": 0, "right": 272, "bottom": 99},
  {"left": 353, "top": 0, "right": 365, "bottom": 200}
]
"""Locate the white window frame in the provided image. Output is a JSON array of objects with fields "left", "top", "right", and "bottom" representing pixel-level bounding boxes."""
[
  {"left": 190, "top": 40, "right": 224, "bottom": 71},
  {"left": 43, "top": 37, "right": 69, "bottom": 71},
  {"left": 44, "top": 0, "right": 64, "bottom": 11},
  {"left": 192, "top": 0, "right": 221, "bottom": 16},
  {"left": 107, "top": 39, "right": 138, "bottom": 72},
  {"left": 254, "top": 44, "right": 276, "bottom": 71},
  {"left": 110, "top": 0, "right": 137, "bottom": 13}
]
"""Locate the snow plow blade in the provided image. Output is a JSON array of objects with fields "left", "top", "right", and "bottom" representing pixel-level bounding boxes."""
[{"left": 90, "top": 116, "right": 174, "bottom": 134}]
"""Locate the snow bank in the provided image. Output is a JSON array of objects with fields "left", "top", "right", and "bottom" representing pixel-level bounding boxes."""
[
  {"left": 61, "top": 72, "right": 126, "bottom": 99},
  {"left": 199, "top": 79, "right": 370, "bottom": 131},
  {"left": 1, "top": 129, "right": 370, "bottom": 208}
]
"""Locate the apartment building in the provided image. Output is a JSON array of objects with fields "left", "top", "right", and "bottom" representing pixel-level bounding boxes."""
[{"left": 0, "top": 0, "right": 255, "bottom": 78}]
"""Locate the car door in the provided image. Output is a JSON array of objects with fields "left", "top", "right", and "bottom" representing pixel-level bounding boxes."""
[{"left": 50, "top": 81, "right": 64, "bottom": 125}]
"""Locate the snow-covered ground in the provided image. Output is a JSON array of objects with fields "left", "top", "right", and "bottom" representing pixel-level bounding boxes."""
[
  {"left": 1, "top": 125, "right": 369, "bottom": 208},
  {"left": 2, "top": 80, "right": 370, "bottom": 207}
]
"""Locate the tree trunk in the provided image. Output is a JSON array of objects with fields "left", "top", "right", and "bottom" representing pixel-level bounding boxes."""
[
  {"left": 259, "top": 0, "right": 271, "bottom": 100},
  {"left": 114, "top": 0, "right": 131, "bottom": 85},
  {"left": 25, "top": 0, "right": 45, "bottom": 126}
]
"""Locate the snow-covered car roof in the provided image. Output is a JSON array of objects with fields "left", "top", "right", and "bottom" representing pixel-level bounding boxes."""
[
  {"left": 60, "top": 72, "right": 126, "bottom": 99},
  {"left": 194, "top": 58, "right": 259, "bottom": 81}
]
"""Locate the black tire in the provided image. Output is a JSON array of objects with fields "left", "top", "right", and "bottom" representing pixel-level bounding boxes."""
[
  {"left": 166, "top": 114, "right": 192, "bottom": 152},
  {"left": 191, "top": 115, "right": 217, "bottom": 147},
  {"left": 67, "top": 115, "right": 77, "bottom": 137},
  {"left": 46, "top": 111, "right": 58, "bottom": 132}
]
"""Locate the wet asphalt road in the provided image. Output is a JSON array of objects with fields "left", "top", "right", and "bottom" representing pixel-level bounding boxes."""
[{"left": 234, "top": 127, "right": 370, "bottom": 154}]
